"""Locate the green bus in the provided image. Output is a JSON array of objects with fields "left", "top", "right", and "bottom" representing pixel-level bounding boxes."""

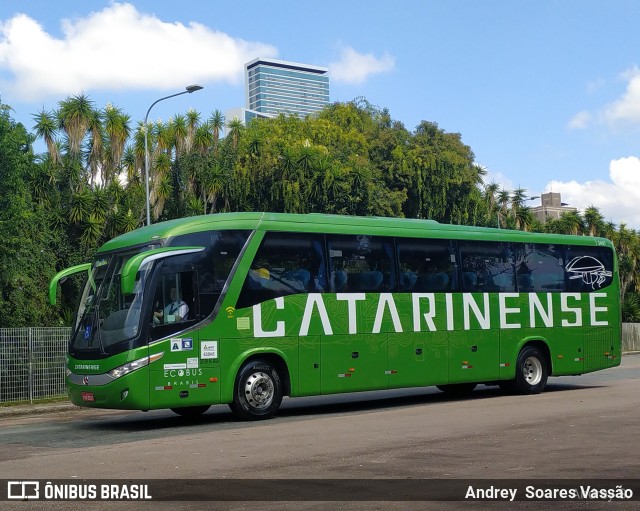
[{"left": 49, "top": 212, "right": 621, "bottom": 420}]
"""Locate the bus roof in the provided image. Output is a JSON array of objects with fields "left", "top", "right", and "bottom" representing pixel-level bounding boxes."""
[{"left": 98, "top": 212, "right": 613, "bottom": 253}]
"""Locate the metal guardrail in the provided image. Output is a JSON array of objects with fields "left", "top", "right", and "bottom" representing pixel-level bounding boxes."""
[
  {"left": 0, "top": 325, "right": 639, "bottom": 405},
  {"left": 0, "top": 327, "right": 71, "bottom": 403}
]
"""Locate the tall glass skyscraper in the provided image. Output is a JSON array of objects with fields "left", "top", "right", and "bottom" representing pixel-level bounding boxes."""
[{"left": 245, "top": 58, "right": 330, "bottom": 118}]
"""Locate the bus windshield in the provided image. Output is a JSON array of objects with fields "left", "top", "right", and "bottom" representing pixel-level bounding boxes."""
[{"left": 70, "top": 246, "right": 157, "bottom": 357}]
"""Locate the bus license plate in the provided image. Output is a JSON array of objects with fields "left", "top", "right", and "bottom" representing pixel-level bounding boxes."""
[{"left": 81, "top": 392, "right": 95, "bottom": 402}]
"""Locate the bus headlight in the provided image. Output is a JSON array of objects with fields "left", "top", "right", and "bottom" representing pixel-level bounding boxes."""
[{"left": 107, "top": 352, "right": 164, "bottom": 380}]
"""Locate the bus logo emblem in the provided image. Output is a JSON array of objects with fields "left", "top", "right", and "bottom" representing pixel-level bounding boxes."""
[
  {"left": 82, "top": 376, "right": 89, "bottom": 385},
  {"left": 566, "top": 256, "right": 612, "bottom": 289}
]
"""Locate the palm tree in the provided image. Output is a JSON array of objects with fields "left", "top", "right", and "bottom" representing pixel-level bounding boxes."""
[
  {"left": 193, "top": 123, "right": 213, "bottom": 156},
  {"left": 57, "top": 93, "right": 94, "bottom": 158},
  {"left": 583, "top": 205, "right": 604, "bottom": 237},
  {"left": 483, "top": 182, "right": 500, "bottom": 227},
  {"left": 209, "top": 109, "right": 225, "bottom": 154},
  {"left": 558, "top": 210, "right": 584, "bottom": 235},
  {"left": 185, "top": 109, "right": 200, "bottom": 154},
  {"left": 226, "top": 118, "right": 243, "bottom": 151},
  {"left": 33, "top": 109, "right": 61, "bottom": 165},
  {"left": 103, "top": 104, "right": 131, "bottom": 185},
  {"left": 471, "top": 163, "right": 487, "bottom": 187},
  {"left": 171, "top": 114, "right": 188, "bottom": 159},
  {"left": 497, "top": 189, "right": 511, "bottom": 227},
  {"left": 86, "top": 108, "right": 104, "bottom": 186}
]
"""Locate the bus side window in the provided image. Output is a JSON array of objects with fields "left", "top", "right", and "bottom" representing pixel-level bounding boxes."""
[
  {"left": 150, "top": 270, "right": 197, "bottom": 340},
  {"left": 236, "top": 232, "right": 326, "bottom": 309},
  {"left": 397, "top": 238, "right": 458, "bottom": 292},
  {"left": 565, "top": 245, "right": 613, "bottom": 292},
  {"left": 327, "top": 234, "right": 396, "bottom": 293},
  {"left": 459, "top": 241, "right": 515, "bottom": 292},
  {"left": 515, "top": 243, "right": 565, "bottom": 292},
  {"left": 170, "top": 229, "right": 250, "bottom": 321}
]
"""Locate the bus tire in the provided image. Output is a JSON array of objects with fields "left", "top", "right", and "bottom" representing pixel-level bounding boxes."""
[
  {"left": 510, "top": 345, "right": 549, "bottom": 395},
  {"left": 436, "top": 383, "right": 477, "bottom": 396},
  {"left": 171, "top": 405, "right": 211, "bottom": 417},
  {"left": 229, "top": 359, "right": 283, "bottom": 421}
]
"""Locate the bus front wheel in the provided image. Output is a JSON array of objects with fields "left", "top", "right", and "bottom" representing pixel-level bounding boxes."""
[
  {"left": 230, "top": 359, "right": 283, "bottom": 420},
  {"left": 502, "top": 346, "right": 548, "bottom": 395}
]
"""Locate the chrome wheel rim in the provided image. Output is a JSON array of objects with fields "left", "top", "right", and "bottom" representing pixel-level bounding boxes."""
[
  {"left": 523, "top": 356, "right": 543, "bottom": 386},
  {"left": 244, "top": 371, "right": 274, "bottom": 409}
]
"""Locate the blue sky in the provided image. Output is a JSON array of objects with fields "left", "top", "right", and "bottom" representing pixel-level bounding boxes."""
[{"left": 1, "top": 1, "right": 640, "bottom": 225}]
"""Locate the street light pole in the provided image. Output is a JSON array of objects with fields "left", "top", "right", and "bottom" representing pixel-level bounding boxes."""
[{"left": 144, "top": 84, "right": 203, "bottom": 226}]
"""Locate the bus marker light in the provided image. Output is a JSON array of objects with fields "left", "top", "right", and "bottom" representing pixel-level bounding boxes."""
[
  {"left": 557, "top": 355, "right": 564, "bottom": 358},
  {"left": 604, "top": 351, "right": 610, "bottom": 355},
  {"left": 164, "top": 386, "right": 173, "bottom": 390},
  {"left": 81, "top": 392, "right": 94, "bottom": 402},
  {"left": 499, "top": 363, "right": 510, "bottom": 367},
  {"left": 210, "top": 377, "right": 218, "bottom": 383},
  {"left": 198, "top": 383, "right": 206, "bottom": 388},
  {"left": 338, "top": 373, "right": 352, "bottom": 378},
  {"left": 574, "top": 358, "right": 584, "bottom": 362},
  {"left": 349, "top": 368, "right": 355, "bottom": 372}
]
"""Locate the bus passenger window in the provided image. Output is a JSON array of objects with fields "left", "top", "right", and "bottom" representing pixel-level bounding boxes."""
[
  {"left": 327, "top": 234, "right": 396, "bottom": 293},
  {"left": 515, "top": 244, "right": 565, "bottom": 292},
  {"left": 459, "top": 241, "right": 515, "bottom": 292},
  {"left": 396, "top": 239, "right": 457, "bottom": 292},
  {"left": 236, "top": 232, "right": 326, "bottom": 309},
  {"left": 565, "top": 245, "right": 613, "bottom": 292}
]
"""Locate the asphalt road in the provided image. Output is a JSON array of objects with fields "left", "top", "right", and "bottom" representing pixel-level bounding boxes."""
[{"left": 1, "top": 354, "right": 639, "bottom": 511}]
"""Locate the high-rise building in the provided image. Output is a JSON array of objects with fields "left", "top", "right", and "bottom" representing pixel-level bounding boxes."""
[{"left": 244, "top": 57, "right": 330, "bottom": 118}]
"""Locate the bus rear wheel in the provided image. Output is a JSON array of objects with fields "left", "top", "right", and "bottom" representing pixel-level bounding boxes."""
[
  {"left": 436, "top": 383, "right": 477, "bottom": 396},
  {"left": 171, "top": 405, "right": 211, "bottom": 417},
  {"left": 502, "top": 346, "right": 549, "bottom": 395},
  {"left": 230, "top": 359, "right": 283, "bottom": 421}
]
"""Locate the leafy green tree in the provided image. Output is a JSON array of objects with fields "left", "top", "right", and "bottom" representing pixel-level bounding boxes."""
[{"left": 0, "top": 101, "right": 59, "bottom": 326}]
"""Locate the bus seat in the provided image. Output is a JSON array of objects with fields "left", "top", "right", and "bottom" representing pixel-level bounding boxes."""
[
  {"left": 432, "top": 272, "right": 450, "bottom": 291},
  {"left": 247, "top": 268, "right": 271, "bottom": 290},
  {"left": 282, "top": 269, "right": 311, "bottom": 291},
  {"left": 491, "top": 273, "right": 513, "bottom": 290},
  {"left": 332, "top": 270, "right": 348, "bottom": 292},
  {"left": 350, "top": 271, "right": 384, "bottom": 291},
  {"left": 538, "top": 272, "right": 564, "bottom": 290},
  {"left": 400, "top": 271, "right": 418, "bottom": 291},
  {"left": 419, "top": 272, "right": 449, "bottom": 291},
  {"left": 462, "top": 271, "right": 478, "bottom": 291},
  {"left": 517, "top": 274, "right": 534, "bottom": 291}
]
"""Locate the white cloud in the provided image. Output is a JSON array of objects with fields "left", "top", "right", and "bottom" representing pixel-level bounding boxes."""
[
  {"left": 329, "top": 46, "right": 395, "bottom": 85},
  {"left": 603, "top": 66, "right": 640, "bottom": 125},
  {"left": 567, "top": 110, "right": 591, "bottom": 130},
  {"left": 567, "top": 66, "right": 640, "bottom": 130},
  {"left": 484, "top": 169, "right": 515, "bottom": 193},
  {"left": 546, "top": 156, "right": 640, "bottom": 227},
  {"left": 0, "top": 2, "right": 277, "bottom": 100}
]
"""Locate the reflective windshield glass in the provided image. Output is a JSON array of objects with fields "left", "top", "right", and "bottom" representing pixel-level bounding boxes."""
[{"left": 70, "top": 246, "right": 156, "bottom": 356}]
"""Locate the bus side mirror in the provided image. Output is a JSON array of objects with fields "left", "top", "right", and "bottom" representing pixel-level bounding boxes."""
[
  {"left": 49, "top": 263, "right": 91, "bottom": 305},
  {"left": 120, "top": 247, "right": 205, "bottom": 295}
]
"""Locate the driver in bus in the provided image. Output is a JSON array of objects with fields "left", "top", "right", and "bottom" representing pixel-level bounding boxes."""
[{"left": 154, "top": 287, "right": 189, "bottom": 324}]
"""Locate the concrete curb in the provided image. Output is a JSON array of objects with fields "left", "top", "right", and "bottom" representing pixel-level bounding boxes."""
[{"left": 0, "top": 401, "right": 78, "bottom": 418}]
